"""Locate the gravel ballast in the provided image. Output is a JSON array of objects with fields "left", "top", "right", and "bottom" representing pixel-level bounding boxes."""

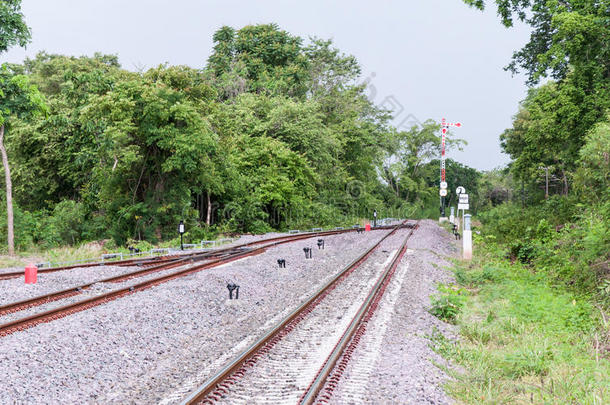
[
  {"left": 326, "top": 219, "right": 459, "bottom": 404},
  {"left": 212, "top": 228, "right": 412, "bottom": 404},
  {"left": 0, "top": 221, "right": 458, "bottom": 404},
  {"left": 0, "top": 228, "right": 392, "bottom": 404},
  {"left": 0, "top": 265, "right": 142, "bottom": 306}
]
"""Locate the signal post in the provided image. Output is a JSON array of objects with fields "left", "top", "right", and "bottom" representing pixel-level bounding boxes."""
[{"left": 439, "top": 118, "right": 461, "bottom": 222}]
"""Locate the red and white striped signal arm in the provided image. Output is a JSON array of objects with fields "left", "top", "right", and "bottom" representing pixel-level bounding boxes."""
[{"left": 439, "top": 118, "right": 462, "bottom": 183}]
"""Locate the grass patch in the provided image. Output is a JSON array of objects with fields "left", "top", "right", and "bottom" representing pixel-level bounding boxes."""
[
  {"left": 430, "top": 249, "right": 610, "bottom": 403},
  {"left": 0, "top": 241, "right": 113, "bottom": 269},
  {"left": 0, "top": 234, "right": 242, "bottom": 270},
  {"left": 429, "top": 284, "right": 467, "bottom": 323}
]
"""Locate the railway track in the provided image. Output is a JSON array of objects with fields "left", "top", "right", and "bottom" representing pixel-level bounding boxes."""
[
  {"left": 0, "top": 246, "right": 253, "bottom": 317},
  {"left": 179, "top": 221, "right": 418, "bottom": 404},
  {"left": 0, "top": 224, "right": 410, "bottom": 337},
  {"left": 0, "top": 253, "right": 177, "bottom": 281},
  {"left": 0, "top": 225, "right": 400, "bottom": 281}
]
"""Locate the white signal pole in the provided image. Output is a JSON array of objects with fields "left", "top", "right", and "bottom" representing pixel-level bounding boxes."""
[{"left": 439, "top": 118, "right": 462, "bottom": 220}]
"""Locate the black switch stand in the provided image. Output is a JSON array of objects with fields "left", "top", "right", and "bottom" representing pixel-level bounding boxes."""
[{"left": 227, "top": 283, "right": 240, "bottom": 299}]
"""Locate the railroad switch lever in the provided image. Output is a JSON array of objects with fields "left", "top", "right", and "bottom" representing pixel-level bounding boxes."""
[
  {"left": 303, "top": 247, "right": 312, "bottom": 259},
  {"left": 227, "top": 283, "right": 240, "bottom": 299},
  {"left": 128, "top": 246, "right": 141, "bottom": 254},
  {"left": 317, "top": 239, "right": 325, "bottom": 249},
  {"left": 277, "top": 259, "right": 286, "bottom": 268},
  {"left": 356, "top": 228, "right": 364, "bottom": 234}
]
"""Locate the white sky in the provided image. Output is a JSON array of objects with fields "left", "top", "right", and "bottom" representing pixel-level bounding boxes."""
[{"left": 2, "top": 0, "right": 532, "bottom": 170}]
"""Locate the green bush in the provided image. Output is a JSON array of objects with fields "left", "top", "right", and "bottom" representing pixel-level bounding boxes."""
[
  {"left": 48, "top": 200, "right": 87, "bottom": 245},
  {"left": 476, "top": 199, "right": 609, "bottom": 298},
  {"left": 429, "top": 284, "right": 467, "bottom": 323},
  {"left": 125, "top": 238, "right": 154, "bottom": 252},
  {"left": 183, "top": 225, "right": 218, "bottom": 242},
  {"left": 456, "top": 264, "right": 507, "bottom": 286}
]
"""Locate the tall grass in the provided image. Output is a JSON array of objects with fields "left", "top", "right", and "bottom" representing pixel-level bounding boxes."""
[{"left": 430, "top": 245, "right": 610, "bottom": 403}]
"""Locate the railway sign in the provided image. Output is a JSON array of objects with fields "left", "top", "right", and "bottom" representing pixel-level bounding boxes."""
[
  {"left": 456, "top": 186, "right": 466, "bottom": 195},
  {"left": 440, "top": 189, "right": 447, "bottom": 196},
  {"left": 440, "top": 181, "right": 448, "bottom": 189},
  {"left": 458, "top": 193, "right": 469, "bottom": 210}
]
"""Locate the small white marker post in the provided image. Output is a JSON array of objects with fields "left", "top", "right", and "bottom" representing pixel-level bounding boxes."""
[
  {"left": 449, "top": 206, "right": 455, "bottom": 224},
  {"left": 463, "top": 214, "right": 472, "bottom": 260}
]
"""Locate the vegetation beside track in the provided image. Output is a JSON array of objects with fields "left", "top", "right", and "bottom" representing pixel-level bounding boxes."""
[
  {"left": 427, "top": 3, "right": 610, "bottom": 399},
  {"left": 429, "top": 201, "right": 610, "bottom": 403}
]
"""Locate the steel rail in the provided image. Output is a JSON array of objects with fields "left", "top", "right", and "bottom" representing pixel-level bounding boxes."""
[
  {"left": 0, "top": 226, "right": 406, "bottom": 336},
  {"left": 0, "top": 225, "right": 400, "bottom": 281},
  {"left": 0, "top": 246, "right": 263, "bottom": 337},
  {"left": 0, "top": 247, "right": 250, "bottom": 317},
  {"left": 299, "top": 223, "right": 418, "bottom": 404},
  {"left": 179, "top": 221, "right": 411, "bottom": 405},
  {"left": 0, "top": 256, "right": 166, "bottom": 281},
  {"left": 0, "top": 226, "right": 405, "bottom": 317}
]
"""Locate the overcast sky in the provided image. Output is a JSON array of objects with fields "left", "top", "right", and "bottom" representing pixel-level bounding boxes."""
[{"left": 2, "top": 0, "right": 532, "bottom": 171}]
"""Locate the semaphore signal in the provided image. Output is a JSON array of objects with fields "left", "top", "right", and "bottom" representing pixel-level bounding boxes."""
[{"left": 439, "top": 118, "right": 462, "bottom": 219}]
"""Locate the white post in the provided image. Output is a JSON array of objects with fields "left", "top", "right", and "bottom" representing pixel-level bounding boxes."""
[
  {"left": 463, "top": 214, "right": 472, "bottom": 260},
  {"left": 449, "top": 207, "right": 455, "bottom": 224}
]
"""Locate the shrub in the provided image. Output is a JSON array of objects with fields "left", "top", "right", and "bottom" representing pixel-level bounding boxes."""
[
  {"left": 429, "top": 284, "right": 466, "bottom": 323},
  {"left": 456, "top": 264, "right": 507, "bottom": 286},
  {"left": 48, "top": 200, "right": 87, "bottom": 245}
]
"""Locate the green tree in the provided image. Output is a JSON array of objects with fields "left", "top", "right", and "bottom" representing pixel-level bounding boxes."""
[
  {"left": 0, "top": 1, "right": 47, "bottom": 254},
  {"left": 207, "top": 24, "right": 310, "bottom": 98},
  {"left": 464, "top": 1, "right": 610, "bottom": 197},
  {"left": 476, "top": 167, "right": 514, "bottom": 208},
  {"left": 0, "top": 67, "right": 46, "bottom": 254},
  {"left": 500, "top": 76, "right": 609, "bottom": 196},
  {"left": 463, "top": 0, "right": 610, "bottom": 85},
  {"left": 382, "top": 120, "right": 465, "bottom": 204},
  {"left": 207, "top": 30, "right": 393, "bottom": 228},
  {"left": 82, "top": 65, "right": 219, "bottom": 242},
  {"left": 8, "top": 53, "right": 124, "bottom": 211},
  {"left": 573, "top": 113, "right": 610, "bottom": 203},
  {"left": 0, "top": 0, "right": 30, "bottom": 53}
]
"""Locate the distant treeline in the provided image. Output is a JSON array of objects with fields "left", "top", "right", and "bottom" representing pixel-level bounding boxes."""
[{"left": 1, "top": 24, "right": 482, "bottom": 249}]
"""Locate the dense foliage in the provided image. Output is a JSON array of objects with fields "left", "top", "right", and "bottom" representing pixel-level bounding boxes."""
[
  {"left": 463, "top": 0, "right": 609, "bottom": 299},
  {"left": 430, "top": 239, "right": 608, "bottom": 403},
  {"left": 428, "top": 5, "right": 610, "bottom": 394},
  {"left": 0, "top": 22, "right": 474, "bottom": 250}
]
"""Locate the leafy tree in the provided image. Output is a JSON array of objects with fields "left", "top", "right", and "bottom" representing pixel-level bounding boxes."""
[
  {"left": 0, "top": 0, "right": 30, "bottom": 53},
  {"left": 207, "top": 24, "right": 310, "bottom": 98},
  {"left": 304, "top": 38, "right": 361, "bottom": 99},
  {"left": 465, "top": 1, "right": 610, "bottom": 197},
  {"left": 0, "top": 1, "right": 47, "bottom": 254},
  {"left": 463, "top": 0, "right": 610, "bottom": 85},
  {"left": 0, "top": 67, "right": 47, "bottom": 254},
  {"left": 207, "top": 30, "right": 394, "bottom": 229},
  {"left": 573, "top": 113, "right": 610, "bottom": 203},
  {"left": 381, "top": 120, "right": 465, "bottom": 204},
  {"left": 500, "top": 75, "right": 609, "bottom": 196},
  {"left": 221, "top": 133, "right": 317, "bottom": 231},
  {"left": 82, "top": 65, "right": 219, "bottom": 242},
  {"left": 476, "top": 167, "right": 515, "bottom": 209},
  {"left": 8, "top": 53, "right": 124, "bottom": 211}
]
